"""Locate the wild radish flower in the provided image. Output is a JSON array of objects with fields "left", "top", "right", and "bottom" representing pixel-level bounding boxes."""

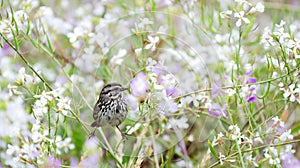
[
  {"left": 43, "top": 155, "right": 62, "bottom": 168},
  {"left": 273, "top": 20, "right": 290, "bottom": 44},
  {"left": 67, "top": 26, "right": 86, "bottom": 48},
  {"left": 208, "top": 103, "right": 227, "bottom": 118},
  {"left": 130, "top": 72, "right": 150, "bottom": 97},
  {"left": 245, "top": 154, "right": 258, "bottom": 167},
  {"left": 110, "top": 48, "right": 127, "bottom": 65},
  {"left": 168, "top": 117, "right": 189, "bottom": 129},
  {"left": 54, "top": 136, "right": 75, "bottom": 155},
  {"left": 279, "top": 129, "right": 293, "bottom": 142},
  {"left": 158, "top": 99, "right": 178, "bottom": 114},
  {"left": 261, "top": 27, "right": 276, "bottom": 49},
  {"left": 226, "top": 88, "right": 236, "bottom": 96},
  {"left": 184, "top": 94, "right": 202, "bottom": 107},
  {"left": 126, "top": 94, "right": 138, "bottom": 111},
  {"left": 234, "top": 11, "right": 250, "bottom": 27},
  {"left": 281, "top": 153, "right": 300, "bottom": 168},
  {"left": 287, "top": 39, "right": 300, "bottom": 58},
  {"left": 220, "top": 10, "right": 232, "bottom": 19},
  {"left": 134, "top": 48, "right": 142, "bottom": 56},
  {"left": 138, "top": 18, "right": 153, "bottom": 27},
  {"left": 270, "top": 116, "right": 285, "bottom": 128},
  {"left": 264, "top": 147, "right": 281, "bottom": 166},
  {"left": 219, "top": 152, "right": 226, "bottom": 165},
  {"left": 0, "top": 19, "right": 14, "bottom": 39},
  {"left": 249, "top": 2, "right": 265, "bottom": 13},
  {"left": 57, "top": 97, "right": 72, "bottom": 116},
  {"left": 279, "top": 83, "right": 300, "bottom": 102},
  {"left": 145, "top": 35, "right": 160, "bottom": 51},
  {"left": 211, "top": 81, "right": 222, "bottom": 99}
]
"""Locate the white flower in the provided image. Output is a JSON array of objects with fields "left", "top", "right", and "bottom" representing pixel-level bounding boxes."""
[
  {"left": 135, "top": 48, "right": 142, "bottom": 56},
  {"left": 138, "top": 18, "right": 153, "bottom": 27},
  {"left": 0, "top": 19, "right": 14, "bottom": 39},
  {"left": 168, "top": 117, "right": 189, "bottom": 129},
  {"left": 234, "top": 11, "right": 250, "bottom": 27},
  {"left": 285, "top": 144, "right": 295, "bottom": 153},
  {"left": 188, "top": 134, "right": 194, "bottom": 142},
  {"left": 279, "top": 129, "right": 293, "bottom": 142},
  {"left": 271, "top": 116, "right": 285, "bottom": 127},
  {"left": 7, "top": 84, "right": 23, "bottom": 95},
  {"left": 229, "top": 125, "right": 245, "bottom": 144},
  {"left": 226, "top": 88, "right": 236, "bottom": 96},
  {"left": 249, "top": 2, "right": 265, "bottom": 13},
  {"left": 219, "top": 152, "right": 226, "bottom": 165},
  {"left": 273, "top": 21, "right": 290, "bottom": 44},
  {"left": 287, "top": 39, "right": 300, "bottom": 58},
  {"left": 245, "top": 154, "right": 258, "bottom": 167},
  {"left": 110, "top": 48, "right": 127, "bottom": 65},
  {"left": 17, "top": 67, "right": 34, "bottom": 84},
  {"left": 34, "top": 91, "right": 53, "bottom": 102},
  {"left": 145, "top": 35, "right": 159, "bottom": 51},
  {"left": 67, "top": 26, "right": 86, "bottom": 48},
  {"left": 261, "top": 27, "right": 276, "bottom": 49},
  {"left": 57, "top": 97, "right": 72, "bottom": 116},
  {"left": 281, "top": 83, "right": 300, "bottom": 102},
  {"left": 220, "top": 10, "right": 232, "bottom": 19},
  {"left": 55, "top": 136, "right": 75, "bottom": 155},
  {"left": 6, "top": 144, "right": 20, "bottom": 155},
  {"left": 264, "top": 147, "right": 281, "bottom": 166},
  {"left": 217, "top": 132, "right": 224, "bottom": 139},
  {"left": 33, "top": 99, "right": 48, "bottom": 119}
]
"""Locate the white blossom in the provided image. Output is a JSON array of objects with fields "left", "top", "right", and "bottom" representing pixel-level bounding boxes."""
[
  {"left": 145, "top": 35, "right": 160, "bottom": 51},
  {"left": 234, "top": 11, "right": 250, "bottom": 27}
]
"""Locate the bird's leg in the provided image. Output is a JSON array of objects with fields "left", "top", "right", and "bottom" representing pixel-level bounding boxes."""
[
  {"left": 116, "top": 125, "right": 128, "bottom": 140},
  {"left": 88, "top": 128, "right": 97, "bottom": 139}
]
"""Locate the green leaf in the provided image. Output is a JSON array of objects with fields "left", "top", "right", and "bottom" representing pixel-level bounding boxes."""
[
  {"left": 291, "top": 123, "right": 300, "bottom": 135},
  {"left": 208, "top": 139, "right": 218, "bottom": 159}
]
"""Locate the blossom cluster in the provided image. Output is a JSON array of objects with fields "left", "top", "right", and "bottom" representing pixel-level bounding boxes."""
[{"left": 214, "top": 117, "right": 296, "bottom": 167}]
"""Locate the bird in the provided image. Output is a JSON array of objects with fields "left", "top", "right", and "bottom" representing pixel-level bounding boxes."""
[{"left": 89, "top": 83, "right": 128, "bottom": 139}]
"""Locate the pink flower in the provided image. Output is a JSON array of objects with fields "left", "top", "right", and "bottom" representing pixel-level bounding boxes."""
[
  {"left": 208, "top": 103, "right": 227, "bottom": 118},
  {"left": 281, "top": 153, "right": 300, "bottom": 168},
  {"left": 165, "top": 87, "right": 178, "bottom": 97},
  {"left": 246, "top": 77, "right": 257, "bottom": 84},
  {"left": 43, "top": 155, "right": 61, "bottom": 168},
  {"left": 126, "top": 94, "right": 138, "bottom": 111},
  {"left": 130, "top": 72, "right": 150, "bottom": 97}
]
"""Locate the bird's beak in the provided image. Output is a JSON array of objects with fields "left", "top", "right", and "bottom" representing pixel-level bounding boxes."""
[{"left": 121, "top": 87, "right": 129, "bottom": 91}]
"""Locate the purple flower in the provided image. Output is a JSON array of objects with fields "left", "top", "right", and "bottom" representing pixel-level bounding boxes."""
[
  {"left": 84, "top": 138, "right": 98, "bottom": 149},
  {"left": 43, "top": 155, "right": 61, "bottom": 168},
  {"left": 56, "top": 76, "right": 68, "bottom": 84},
  {"left": 159, "top": 99, "right": 178, "bottom": 115},
  {"left": 130, "top": 72, "right": 150, "bottom": 97},
  {"left": 80, "top": 152, "right": 100, "bottom": 167},
  {"left": 0, "top": 43, "right": 10, "bottom": 59},
  {"left": 126, "top": 94, "right": 138, "bottom": 111},
  {"left": 247, "top": 95, "right": 256, "bottom": 102},
  {"left": 281, "top": 153, "right": 300, "bottom": 168},
  {"left": 246, "top": 77, "right": 257, "bottom": 84},
  {"left": 148, "top": 64, "right": 165, "bottom": 75},
  {"left": 208, "top": 103, "right": 227, "bottom": 118},
  {"left": 212, "top": 80, "right": 222, "bottom": 99},
  {"left": 245, "top": 70, "right": 253, "bottom": 76},
  {"left": 70, "top": 157, "right": 79, "bottom": 167},
  {"left": 165, "top": 86, "right": 178, "bottom": 97}
]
